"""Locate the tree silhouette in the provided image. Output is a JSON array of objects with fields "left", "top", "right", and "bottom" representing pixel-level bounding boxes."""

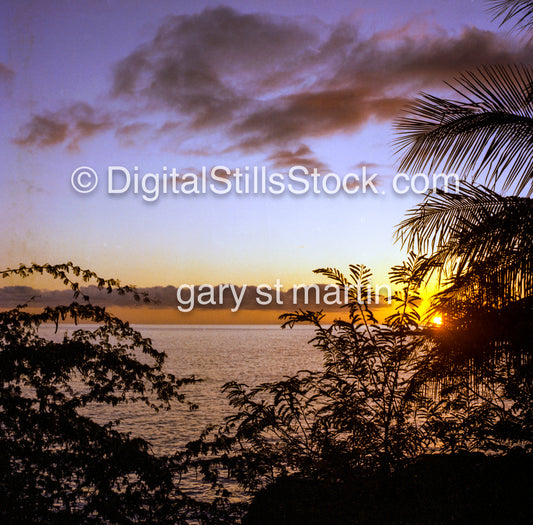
[
  {"left": 0, "top": 263, "right": 211, "bottom": 524},
  {"left": 393, "top": 0, "right": 533, "bottom": 452},
  {"left": 394, "top": 2, "right": 533, "bottom": 333}
]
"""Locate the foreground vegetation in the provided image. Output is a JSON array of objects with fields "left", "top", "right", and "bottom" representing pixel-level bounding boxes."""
[
  {"left": 0, "top": 263, "right": 238, "bottom": 524},
  {"left": 1, "top": 254, "right": 530, "bottom": 523},
  {"left": 2, "top": 1, "right": 533, "bottom": 523},
  {"left": 183, "top": 257, "right": 532, "bottom": 523}
]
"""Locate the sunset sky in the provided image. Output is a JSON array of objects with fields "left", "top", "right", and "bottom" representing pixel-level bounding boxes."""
[{"left": 1, "top": 0, "right": 528, "bottom": 320}]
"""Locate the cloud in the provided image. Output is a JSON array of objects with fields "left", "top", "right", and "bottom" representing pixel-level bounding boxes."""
[
  {"left": 115, "top": 121, "right": 151, "bottom": 147},
  {"left": 351, "top": 161, "right": 384, "bottom": 170},
  {"left": 233, "top": 88, "right": 408, "bottom": 150},
  {"left": 0, "top": 284, "right": 390, "bottom": 311},
  {"left": 15, "top": 102, "right": 114, "bottom": 150},
  {"left": 0, "top": 286, "right": 38, "bottom": 306},
  {"left": 0, "top": 63, "right": 14, "bottom": 83},
  {"left": 14, "top": 7, "right": 533, "bottom": 156},
  {"left": 267, "top": 144, "right": 330, "bottom": 172},
  {"left": 330, "top": 25, "right": 533, "bottom": 91},
  {"left": 110, "top": 7, "right": 317, "bottom": 128}
]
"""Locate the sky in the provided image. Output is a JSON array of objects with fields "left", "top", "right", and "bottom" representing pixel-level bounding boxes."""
[{"left": 0, "top": 0, "right": 529, "bottom": 321}]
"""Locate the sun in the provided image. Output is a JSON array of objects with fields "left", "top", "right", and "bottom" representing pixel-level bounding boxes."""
[{"left": 432, "top": 316, "right": 443, "bottom": 326}]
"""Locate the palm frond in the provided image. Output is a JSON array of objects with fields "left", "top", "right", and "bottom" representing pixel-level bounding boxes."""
[
  {"left": 443, "top": 199, "right": 533, "bottom": 277},
  {"left": 396, "top": 182, "right": 508, "bottom": 253},
  {"left": 397, "top": 181, "right": 533, "bottom": 303},
  {"left": 395, "top": 65, "right": 533, "bottom": 195},
  {"left": 488, "top": 0, "right": 533, "bottom": 33}
]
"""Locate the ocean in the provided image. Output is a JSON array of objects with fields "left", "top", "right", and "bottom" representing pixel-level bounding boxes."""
[{"left": 39, "top": 324, "right": 322, "bottom": 454}]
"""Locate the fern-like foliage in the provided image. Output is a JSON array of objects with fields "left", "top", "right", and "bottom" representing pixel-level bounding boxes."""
[
  {"left": 180, "top": 259, "right": 533, "bottom": 517},
  {"left": 182, "top": 259, "right": 440, "bottom": 496}
]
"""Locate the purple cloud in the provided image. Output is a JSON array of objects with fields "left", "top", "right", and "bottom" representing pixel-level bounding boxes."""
[{"left": 14, "top": 7, "right": 533, "bottom": 162}]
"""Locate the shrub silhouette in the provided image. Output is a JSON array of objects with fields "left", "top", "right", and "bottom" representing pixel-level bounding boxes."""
[{"left": 0, "top": 263, "right": 210, "bottom": 524}]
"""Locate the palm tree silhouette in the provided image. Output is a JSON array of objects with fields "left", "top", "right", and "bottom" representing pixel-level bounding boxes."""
[
  {"left": 395, "top": 64, "right": 533, "bottom": 196},
  {"left": 394, "top": 1, "right": 533, "bottom": 367}
]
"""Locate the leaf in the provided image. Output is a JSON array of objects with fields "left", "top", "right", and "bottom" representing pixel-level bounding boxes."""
[{"left": 395, "top": 65, "right": 533, "bottom": 196}]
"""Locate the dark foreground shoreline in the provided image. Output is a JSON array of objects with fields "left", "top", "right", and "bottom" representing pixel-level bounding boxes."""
[{"left": 244, "top": 451, "right": 533, "bottom": 524}]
